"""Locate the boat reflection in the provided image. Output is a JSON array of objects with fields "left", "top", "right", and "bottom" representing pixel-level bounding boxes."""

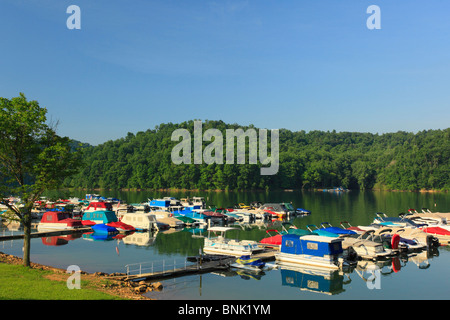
[
  {"left": 278, "top": 262, "right": 346, "bottom": 295},
  {"left": 41, "top": 233, "right": 83, "bottom": 246}
]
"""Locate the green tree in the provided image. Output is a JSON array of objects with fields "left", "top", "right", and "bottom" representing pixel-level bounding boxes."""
[{"left": 0, "top": 93, "right": 82, "bottom": 267}]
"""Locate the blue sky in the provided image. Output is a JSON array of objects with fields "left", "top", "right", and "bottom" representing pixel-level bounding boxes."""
[{"left": 1, "top": 0, "right": 449, "bottom": 145}]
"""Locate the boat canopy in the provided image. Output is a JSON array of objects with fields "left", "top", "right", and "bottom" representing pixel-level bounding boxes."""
[
  {"left": 207, "top": 227, "right": 236, "bottom": 232},
  {"left": 82, "top": 210, "right": 118, "bottom": 223},
  {"left": 280, "top": 234, "right": 344, "bottom": 257}
]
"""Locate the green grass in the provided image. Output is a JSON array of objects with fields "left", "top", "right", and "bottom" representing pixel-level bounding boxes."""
[{"left": 0, "top": 263, "right": 125, "bottom": 300}]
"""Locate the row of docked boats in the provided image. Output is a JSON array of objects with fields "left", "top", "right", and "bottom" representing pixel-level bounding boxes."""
[
  {"left": 201, "top": 208, "right": 450, "bottom": 271},
  {"left": 5, "top": 194, "right": 311, "bottom": 238}
]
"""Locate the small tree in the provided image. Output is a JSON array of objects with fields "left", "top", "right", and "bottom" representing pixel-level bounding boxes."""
[{"left": 0, "top": 93, "right": 82, "bottom": 267}]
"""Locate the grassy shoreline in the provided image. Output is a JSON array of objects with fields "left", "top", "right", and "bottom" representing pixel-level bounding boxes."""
[{"left": 0, "top": 252, "right": 153, "bottom": 300}]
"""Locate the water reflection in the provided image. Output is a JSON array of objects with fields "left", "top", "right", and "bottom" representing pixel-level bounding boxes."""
[{"left": 279, "top": 263, "right": 345, "bottom": 295}]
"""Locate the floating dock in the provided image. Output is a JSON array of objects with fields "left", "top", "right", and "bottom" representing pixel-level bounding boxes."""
[
  {"left": 123, "top": 249, "right": 278, "bottom": 282},
  {"left": 0, "top": 227, "right": 92, "bottom": 241}
]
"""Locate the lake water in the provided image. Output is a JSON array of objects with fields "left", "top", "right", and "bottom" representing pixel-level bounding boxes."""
[{"left": 1, "top": 190, "right": 449, "bottom": 300}]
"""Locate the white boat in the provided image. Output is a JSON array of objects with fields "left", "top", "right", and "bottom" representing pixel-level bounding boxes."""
[
  {"left": 203, "top": 227, "right": 264, "bottom": 256},
  {"left": 340, "top": 230, "right": 394, "bottom": 260},
  {"left": 118, "top": 212, "right": 159, "bottom": 231},
  {"left": 275, "top": 234, "right": 349, "bottom": 270},
  {"left": 232, "top": 211, "right": 256, "bottom": 222},
  {"left": 149, "top": 208, "right": 185, "bottom": 228}
]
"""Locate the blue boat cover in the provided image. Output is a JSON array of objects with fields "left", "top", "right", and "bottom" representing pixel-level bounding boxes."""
[
  {"left": 280, "top": 234, "right": 343, "bottom": 257},
  {"left": 91, "top": 224, "right": 118, "bottom": 235},
  {"left": 322, "top": 226, "right": 356, "bottom": 235},
  {"left": 149, "top": 199, "right": 170, "bottom": 207}
]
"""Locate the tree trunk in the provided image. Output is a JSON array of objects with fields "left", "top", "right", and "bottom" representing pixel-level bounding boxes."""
[{"left": 22, "top": 214, "right": 31, "bottom": 267}]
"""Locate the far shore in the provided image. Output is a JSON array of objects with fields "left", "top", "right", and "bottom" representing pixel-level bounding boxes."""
[{"left": 59, "top": 187, "right": 448, "bottom": 193}]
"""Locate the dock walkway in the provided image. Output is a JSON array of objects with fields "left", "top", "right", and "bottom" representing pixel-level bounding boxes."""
[
  {"left": 0, "top": 227, "right": 92, "bottom": 241},
  {"left": 123, "top": 249, "right": 278, "bottom": 282}
]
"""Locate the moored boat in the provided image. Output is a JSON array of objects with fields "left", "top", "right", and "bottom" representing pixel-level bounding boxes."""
[
  {"left": 106, "top": 221, "right": 136, "bottom": 232},
  {"left": 340, "top": 230, "right": 395, "bottom": 260},
  {"left": 91, "top": 223, "right": 119, "bottom": 235},
  {"left": 117, "top": 212, "right": 159, "bottom": 231},
  {"left": 275, "top": 234, "right": 351, "bottom": 270},
  {"left": 203, "top": 227, "right": 264, "bottom": 256},
  {"left": 306, "top": 224, "right": 339, "bottom": 237},
  {"left": 37, "top": 211, "right": 83, "bottom": 231},
  {"left": 231, "top": 255, "right": 266, "bottom": 272},
  {"left": 319, "top": 222, "right": 357, "bottom": 236},
  {"left": 81, "top": 209, "right": 118, "bottom": 226}
]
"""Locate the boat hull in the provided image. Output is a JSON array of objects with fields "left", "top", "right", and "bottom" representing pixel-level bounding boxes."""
[
  {"left": 275, "top": 252, "right": 341, "bottom": 270},
  {"left": 37, "top": 223, "right": 82, "bottom": 231}
]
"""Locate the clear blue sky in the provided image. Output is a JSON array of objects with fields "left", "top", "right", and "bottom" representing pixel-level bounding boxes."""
[{"left": 1, "top": 0, "right": 449, "bottom": 145}]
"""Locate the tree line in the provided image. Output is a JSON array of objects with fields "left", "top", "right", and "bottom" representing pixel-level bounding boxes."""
[{"left": 64, "top": 120, "right": 450, "bottom": 191}]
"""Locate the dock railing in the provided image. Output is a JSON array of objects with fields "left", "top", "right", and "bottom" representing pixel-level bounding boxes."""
[{"left": 125, "top": 258, "right": 195, "bottom": 277}]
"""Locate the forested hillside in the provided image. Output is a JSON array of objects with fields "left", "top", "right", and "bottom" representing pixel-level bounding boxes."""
[{"left": 64, "top": 121, "right": 450, "bottom": 191}]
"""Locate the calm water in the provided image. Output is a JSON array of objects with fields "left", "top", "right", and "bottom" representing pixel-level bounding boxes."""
[{"left": 1, "top": 190, "right": 449, "bottom": 300}]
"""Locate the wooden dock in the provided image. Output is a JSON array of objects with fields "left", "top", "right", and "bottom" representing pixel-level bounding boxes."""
[
  {"left": 124, "top": 248, "right": 278, "bottom": 282},
  {"left": 0, "top": 227, "right": 92, "bottom": 241}
]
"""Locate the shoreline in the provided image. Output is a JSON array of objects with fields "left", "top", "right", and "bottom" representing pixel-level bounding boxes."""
[
  {"left": 61, "top": 187, "right": 448, "bottom": 193},
  {"left": 0, "top": 251, "right": 156, "bottom": 300}
]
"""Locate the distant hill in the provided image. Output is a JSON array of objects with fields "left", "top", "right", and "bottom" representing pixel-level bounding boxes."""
[{"left": 63, "top": 120, "right": 450, "bottom": 191}]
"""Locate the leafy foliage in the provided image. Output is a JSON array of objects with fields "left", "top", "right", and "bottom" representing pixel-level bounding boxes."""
[
  {"left": 64, "top": 120, "right": 449, "bottom": 191},
  {"left": 0, "top": 93, "right": 82, "bottom": 266}
]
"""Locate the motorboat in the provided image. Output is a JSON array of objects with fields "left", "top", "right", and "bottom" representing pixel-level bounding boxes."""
[
  {"left": 259, "top": 203, "right": 290, "bottom": 218},
  {"left": 118, "top": 212, "right": 159, "bottom": 231},
  {"left": 275, "top": 234, "right": 351, "bottom": 270},
  {"left": 260, "top": 224, "right": 316, "bottom": 247},
  {"left": 90, "top": 223, "right": 118, "bottom": 235},
  {"left": 231, "top": 255, "right": 266, "bottom": 271},
  {"left": 373, "top": 212, "right": 426, "bottom": 228},
  {"left": 149, "top": 207, "right": 185, "bottom": 228},
  {"left": 296, "top": 208, "right": 311, "bottom": 216},
  {"left": 260, "top": 229, "right": 283, "bottom": 246},
  {"left": 340, "top": 230, "right": 395, "bottom": 260},
  {"left": 37, "top": 211, "right": 83, "bottom": 231},
  {"left": 282, "top": 222, "right": 317, "bottom": 237},
  {"left": 340, "top": 221, "right": 366, "bottom": 234},
  {"left": 83, "top": 201, "right": 114, "bottom": 213},
  {"left": 371, "top": 227, "right": 426, "bottom": 252},
  {"left": 81, "top": 209, "right": 118, "bottom": 226},
  {"left": 236, "top": 208, "right": 270, "bottom": 220},
  {"left": 201, "top": 210, "right": 229, "bottom": 223},
  {"left": 175, "top": 208, "right": 211, "bottom": 224},
  {"left": 232, "top": 211, "right": 256, "bottom": 222},
  {"left": 222, "top": 211, "right": 244, "bottom": 222},
  {"left": 106, "top": 221, "right": 136, "bottom": 232},
  {"left": 389, "top": 226, "right": 440, "bottom": 249},
  {"left": 203, "top": 227, "right": 264, "bottom": 256},
  {"left": 306, "top": 224, "right": 338, "bottom": 237},
  {"left": 319, "top": 222, "right": 357, "bottom": 236}
]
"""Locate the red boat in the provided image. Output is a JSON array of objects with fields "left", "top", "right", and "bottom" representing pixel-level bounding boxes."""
[
  {"left": 259, "top": 229, "right": 283, "bottom": 246},
  {"left": 84, "top": 201, "right": 114, "bottom": 212},
  {"left": 106, "top": 221, "right": 136, "bottom": 232},
  {"left": 37, "top": 211, "right": 83, "bottom": 230},
  {"left": 421, "top": 226, "right": 450, "bottom": 236}
]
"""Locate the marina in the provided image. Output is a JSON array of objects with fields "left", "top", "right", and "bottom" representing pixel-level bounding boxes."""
[{"left": 0, "top": 190, "right": 449, "bottom": 300}]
